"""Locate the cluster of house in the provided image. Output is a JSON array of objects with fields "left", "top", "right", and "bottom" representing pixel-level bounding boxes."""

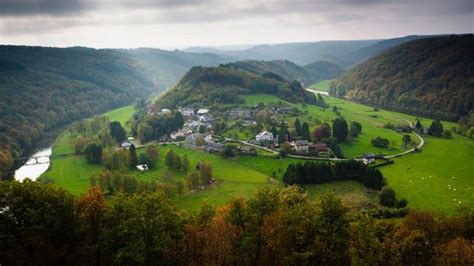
[
  {"left": 169, "top": 108, "right": 214, "bottom": 140},
  {"left": 254, "top": 130, "right": 331, "bottom": 156},
  {"left": 185, "top": 132, "right": 224, "bottom": 153}
]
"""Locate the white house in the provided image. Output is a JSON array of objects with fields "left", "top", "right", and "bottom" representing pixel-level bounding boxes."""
[
  {"left": 256, "top": 131, "right": 274, "bottom": 142},
  {"left": 160, "top": 108, "right": 172, "bottom": 115},
  {"left": 121, "top": 141, "right": 132, "bottom": 148},
  {"left": 178, "top": 107, "right": 194, "bottom": 117},
  {"left": 197, "top": 109, "right": 209, "bottom": 115},
  {"left": 136, "top": 164, "right": 149, "bottom": 172}
]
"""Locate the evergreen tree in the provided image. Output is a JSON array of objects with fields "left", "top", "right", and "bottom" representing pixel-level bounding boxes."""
[
  {"left": 182, "top": 156, "right": 190, "bottom": 173},
  {"left": 129, "top": 144, "right": 138, "bottom": 168},
  {"left": 415, "top": 120, "right": 424, "bottom": 133},
  {"left": 428, "top": 120, "right": 444, "bottom": 137},
  {"left": 301, "top": 122, "right": 310, "bottom": 140},
  {"left": 84, "top": 143, "right": 102, "bottom": 164},
  {"left": 294, "top": 118, "right": 302, "bottom": 136},
  {"left": 173, "top": 112, "right": 184, "bottom": 129},
  {"left": 109, "top": 121, "right": 127, "bottom": 143},
  {"left": 333, "top": 117, "right": 348, "bottom": 142}
]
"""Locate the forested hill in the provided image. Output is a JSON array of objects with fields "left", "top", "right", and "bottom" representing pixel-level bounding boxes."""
[
  {"left": 329, "top": 35, "right": 474, "bottom": 121},
  {"left": 0, "top": 45, "right": 227, "bottom": 178},
  {"left": 222, "top": 60, "right": 343, "bottom": 86},
  {"left": 158, "top": 66, "right": 317, "bottom": 108}
]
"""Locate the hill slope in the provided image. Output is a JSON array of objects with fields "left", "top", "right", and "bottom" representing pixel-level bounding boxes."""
[
  {"left": 336, "top": 35, "right": 429, "bottom": 68},
  {"left": 329, "top": 35, "right": 474, "bottom": 121},
  {"left": 158, "top": 66, "right": 317, "bottom": 108},
  {"left": 0, "top": 45, "right": 227, "bottom": 178}
]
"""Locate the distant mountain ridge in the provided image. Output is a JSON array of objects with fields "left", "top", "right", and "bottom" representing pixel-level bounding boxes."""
[
  {"left": 182, "top": 36, "right": 430, "bottom": 67},
  {"left": 329, "top": 35, "right": 474, "bottom": 121},
  {"left": 221, "top": 60, "right": 343, "bottom": 86}
]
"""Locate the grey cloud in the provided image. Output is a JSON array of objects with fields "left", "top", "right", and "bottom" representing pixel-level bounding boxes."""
[{"left": 0, "top": 0, "right": 94, "bottom": 16}]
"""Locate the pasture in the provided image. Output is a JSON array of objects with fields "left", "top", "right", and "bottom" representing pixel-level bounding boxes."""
[{"left": 309, "top": 80, "right": 330, "bottom": 91}]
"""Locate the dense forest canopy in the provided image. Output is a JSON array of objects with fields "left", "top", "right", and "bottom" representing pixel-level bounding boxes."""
[
  {"left": 158, "top": 66, "right": 317, "bottom": 108},
  {"left": 0, "top": 45, "right": 227, "bottom": 178},
  {"left": 222, "top": 59, "right": 343, "bottom": 86},
  {"left": 1, "top": 181, "right": 473, "bottom": 265},
  {"left": 329, "top": 35, "right": 474, "bottom": 121}
]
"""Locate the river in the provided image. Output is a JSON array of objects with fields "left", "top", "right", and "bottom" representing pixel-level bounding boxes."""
[{"left": 14, "top": 147, "right": 52, "bottom": 181}]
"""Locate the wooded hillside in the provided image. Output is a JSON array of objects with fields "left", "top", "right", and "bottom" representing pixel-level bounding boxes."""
[
  {"left": 158, "top": 66, "right": 317, "bottom": 108},
  {"left": 329, "top": 35, "right": 474, "bottom": 121},
  {"left": 0, "top": 46, "right": 227, "bottom": 178}
]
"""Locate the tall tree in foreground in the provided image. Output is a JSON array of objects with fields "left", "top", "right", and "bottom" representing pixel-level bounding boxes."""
[
  {"left": 76, "top": 187, "right": 108, "bottom": 265},
  {"left": 0, "top": 180, "right": 82, "bottom": 265}
]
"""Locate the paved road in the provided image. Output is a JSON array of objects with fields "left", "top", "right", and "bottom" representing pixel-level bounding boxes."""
[{"left": 383, "top": 116, "right": 425, "bottom": 159}]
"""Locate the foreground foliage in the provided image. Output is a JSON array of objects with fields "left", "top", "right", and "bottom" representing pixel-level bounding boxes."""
[{"left": 1, "top": 181, "right": 473, "bottom": 265}]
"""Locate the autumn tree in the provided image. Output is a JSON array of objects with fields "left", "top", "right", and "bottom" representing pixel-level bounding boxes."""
[
  {"left": 313, "top": 123, "right": 331, "bottom": 141},
  {"left": 76, "top": 187, "right": 108, "bottom": 265},
  {"left": 146, "top": 145, "right": 160, "bottom": 161},
  {"left": 200, "top": 162, "right": 213, "bottom": 184},
  {"left": 0, "top": 149, "right": 13, "bottom": 179}
]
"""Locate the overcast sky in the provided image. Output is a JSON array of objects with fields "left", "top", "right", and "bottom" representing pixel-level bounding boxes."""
[{"left": 0, "top": 0, "right": 472, "bottom": 49}]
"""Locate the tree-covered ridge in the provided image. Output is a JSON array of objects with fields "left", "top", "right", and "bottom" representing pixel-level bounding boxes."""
[
  {"left": 329, "top": 35, "right": 474, "bottom": 121},
  {"left": 158, "top": 66, "right": 317, "bottom": 108},
  {"left": 0, "top": 45, "right": 227, "bottom": 178},
  {"left": 221, "top": 59, "right": 343, "bottom": 86}
]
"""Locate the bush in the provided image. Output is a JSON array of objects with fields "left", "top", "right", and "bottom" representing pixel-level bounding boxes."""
[
  {"left": 398, "top": 198, "right": 408, "bottom": 208},
  {"left": 379, "top": 187, "right": 397, "bottom": 207},
  {"left": 371, "top": 137, "right": 390, "bottom": 148},
  {"left": 222, "top": 145, "right": 237, "bottom": 158}
]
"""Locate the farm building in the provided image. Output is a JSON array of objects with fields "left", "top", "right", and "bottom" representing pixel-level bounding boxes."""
[
  {"left": 293, "top": 140, "right": 309, "bottom": 153},
  {"left": 256, "top": 131, "right": 274, "bottom": 142}
]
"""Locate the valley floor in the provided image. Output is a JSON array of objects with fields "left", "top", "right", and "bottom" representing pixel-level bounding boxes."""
[{"left": 40, "top": 94, "right": 474, "bottom": 214}]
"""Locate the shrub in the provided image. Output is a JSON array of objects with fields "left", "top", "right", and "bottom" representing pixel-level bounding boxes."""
[{"left": 379, "top": 187, "right": 397, "bottom": 207}]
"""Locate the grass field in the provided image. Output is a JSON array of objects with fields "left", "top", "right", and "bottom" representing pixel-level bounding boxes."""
[
  {"left": 304, "top": 181, "right": 378, "bottom": 211},
  {"left": 382, "top": 134, "right": 474, "bottom": 214},
  {"left": 102, "top": 105, "right": 135, "bottom": 133},
  {"left": 309, "top": 80, "right": 330, "bottom": 91}
]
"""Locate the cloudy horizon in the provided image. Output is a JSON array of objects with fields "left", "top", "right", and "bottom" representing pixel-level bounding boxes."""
[{"left": 0, "top": 0, "right": 472, "bottom": 49}]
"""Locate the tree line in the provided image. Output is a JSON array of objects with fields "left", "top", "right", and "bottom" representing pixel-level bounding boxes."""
[
  {"left": 0, "top": 181, "right": 472, "bottom": 265},
  {"left": 283, "top": 160, "right": 385, "bottom": 190}
]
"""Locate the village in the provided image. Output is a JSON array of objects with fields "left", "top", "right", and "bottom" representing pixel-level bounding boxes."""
[{"left": 127, "top": 103, "right": 338, "bottom": 161}]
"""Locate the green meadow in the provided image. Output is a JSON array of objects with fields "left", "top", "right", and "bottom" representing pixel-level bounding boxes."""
[
  {"left": 309, "top": 79, "right": 330, "bottom": 91},
  {"left": 41, "top": 96, "right": 474, "bottom": 214}
]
